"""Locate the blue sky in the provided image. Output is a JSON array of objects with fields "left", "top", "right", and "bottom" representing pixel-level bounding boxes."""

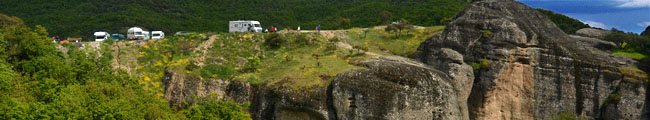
[{"left": 516, "top": 0, "right": 650, "bottom": 33}]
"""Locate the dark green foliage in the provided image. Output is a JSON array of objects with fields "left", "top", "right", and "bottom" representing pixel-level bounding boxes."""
[
  {"left": 0, "top": 14, "right": 23, "bottom": 28},
  {"left": 482, "top": 30, "right": 492, "bottom": 38},
  {"left": 605, "top": 30, "right": 650, "bottom": 50},
  {"left": 536, "top": 9, "right": 590, "bottom": 34},
  {"left": 470, "top": 63, "right": 480, "bottom": 70},
  {"left": 479, "top": 59, "right": 490, "bottom": 69},
  {"left": 380, "top": 11, "right": 393, "bottom": 24},
  {"left": 385, "top": 19, "right": 414, "bottom": 38},
  {"left": 0, "top": 15, "right": 250, "bottom": 119},
  {"left": 182, "top": 95, "right": 251, "bottom": 120},
  {"left": 265, "top": 33, "right": 285, "bottom": 48},
  {"left": 471, "top": 59, "right": 491, "bottom": 70},
  {"left": 0, "top": 0, "right": 470, "bottom": 40},
  {"left": 604, "top": 29, "right": 650, "bottom": 60},
  {"left": 552, "top": 112, "right": 585, "bottom": 120},
  {"left": 200, "top": 64, "right": 236, "bottom": 79},
  {"left": 336, "top": 17, "right": 351, "bottom": 29},
  {"left": 440, "top": 17, "right": 452, "bottom": 25}
]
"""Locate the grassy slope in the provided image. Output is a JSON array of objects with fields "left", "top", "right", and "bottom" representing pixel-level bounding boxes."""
[{"left": 114, "top": 26, "right": 445, "bottom": 93}]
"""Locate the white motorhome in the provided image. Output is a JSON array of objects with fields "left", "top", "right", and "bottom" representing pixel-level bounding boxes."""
[
  {"left": 151, "top": 31, "right": 164, "bottom": 40},
  {"left": 127, "top": 27, "right": 145, "bottom": 40},
  {"left": 94, "top": 32, "right": 110, "bottom": 41},
  {"left": 143, "top": 31, "right": 150, "bottom": 40},
  {"left": 229, "top": 21, "right": 262, "bottom": 32}
]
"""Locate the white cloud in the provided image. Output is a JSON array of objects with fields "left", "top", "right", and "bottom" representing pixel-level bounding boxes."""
[
  {"left": 615, "top": 0, "right": 650, "bottom": 8},
  {"left": 583, "top": 20, "right": 607, "bottom": 29},
  {"left": 637, "top": 21, "right": 650, "bottom": 27}
]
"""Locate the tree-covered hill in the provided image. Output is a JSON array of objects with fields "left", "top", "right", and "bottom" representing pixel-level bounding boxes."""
[
  {"left": 0, "top": 0, "right": 471, "bottom": 40},
  {"left": 536, "top": 8, "right": 590, "bottom": 34}
]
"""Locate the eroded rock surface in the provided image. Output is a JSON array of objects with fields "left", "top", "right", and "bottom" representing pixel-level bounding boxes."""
[
  {"left": 331, "top": 56, "right": 462, "bottom": 120},
  {"left": 414, "top": 0, "right": 647, "bottom": 119},
  {"left": 576, "top": 28, "right": 611, "bottom": 39}
]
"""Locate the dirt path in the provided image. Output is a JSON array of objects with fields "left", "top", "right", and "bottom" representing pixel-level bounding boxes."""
[
  {"left": 334, "top": 42, "right": 381, "bottom": 57},
  {"left": 193, "top": 35, "right": 218, "bottom": 66}
]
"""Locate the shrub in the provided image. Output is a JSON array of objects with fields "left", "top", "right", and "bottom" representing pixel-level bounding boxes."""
[
  {"left": 470, "top": 63, "right": 480, "bottom": 70},
  {"left": 618, "top": 66, "right": 649, "bottom": 84},
  {"left": 471, "top": 59, "right": 491, "bottom": 70},
  {"left": 482, "top": 30, "right": 492, "bottom": 39},
  {"left": 242, "top": 57, "right": 261, "bottom": 73},
  {"left": 479, "top": 59, "right": 491, "bottom": 69},
  {"left": 264, "top": 33, "right": 285, "bottom": 48},
  {"left": 294, "top": 33, "right": 312, "bottom": 45},
  {"left": 182, "top": 94, "right": 251, "bottom": 120},
  {"left": 329, "top": 37, "right": 341, "bottom": 43}
]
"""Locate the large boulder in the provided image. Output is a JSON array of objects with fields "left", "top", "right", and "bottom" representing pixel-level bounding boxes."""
[
  {"left": 330, "top": 56, "right": 462, "bottom": 119},
  {"left": 414, "top": 0, "right": 647, "bottom": 119},
  {"left": 576, "top": 28, "right": 611, "bottom": 39}
]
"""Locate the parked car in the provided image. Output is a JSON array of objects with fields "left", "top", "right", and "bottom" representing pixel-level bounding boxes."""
[
  {"left": 151, "top": 31, "right": 164, "bottom": 40},
  {"left": 93, "top": 32, "right": 110, "bottom": 41},
  {"left": 111, "top": 34, "right": 125, "bottom": 40}
]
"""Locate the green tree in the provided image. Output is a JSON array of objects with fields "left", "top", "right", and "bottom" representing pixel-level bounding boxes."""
[
  {"left": 380, "top": 11, "right": 393, "bottom": 24},
  {"left": 336, "top": 17, "right": 351, "bottom": 29},
  {"left": 0, "top": 14, "right": 24, "bottom": 28}
]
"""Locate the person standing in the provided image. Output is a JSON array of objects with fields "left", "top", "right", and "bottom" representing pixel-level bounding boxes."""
[
  {"left": 297, "top": 26, "right": 301, "bottom": 32},
  {"left": 317, "top": 24, "right": 321, "bottom": 32}
]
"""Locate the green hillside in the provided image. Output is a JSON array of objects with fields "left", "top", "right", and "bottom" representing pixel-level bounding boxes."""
[
  {"left": 536, "top": 9, "right": 590, "bottom": 34},
  {"left": 0, "top": 0, "right": 470, "bottom": 40}
]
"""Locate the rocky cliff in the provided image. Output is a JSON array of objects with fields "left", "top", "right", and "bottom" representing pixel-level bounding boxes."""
[
  {"left": 414, "top": 0, "right": 647, "bottom": 119},
  {"left": 160, "top": 0, "right": 648, "bottom": 119}
]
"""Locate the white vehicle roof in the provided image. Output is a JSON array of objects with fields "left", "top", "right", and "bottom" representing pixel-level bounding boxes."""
[
  {"left": 152, "top": 31, "right": 163, "bottom": 34},
  {"left": 94, "top": 32, "right": 108, "bottom": 36},
  {"left": 230, "top": 20, "right": 260, "bottom": 24},
  {"left": 128, "top": 27, "right": 143, "bottom": 32}
]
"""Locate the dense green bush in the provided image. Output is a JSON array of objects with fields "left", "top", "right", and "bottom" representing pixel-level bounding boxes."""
[
  {"left": 265, "top": 33, "right": 285, "bottom": 48},
  {"left": 0, "top": 14, "right": 250, "bottom": 119}
]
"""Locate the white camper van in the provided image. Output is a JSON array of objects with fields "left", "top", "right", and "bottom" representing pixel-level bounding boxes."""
[
  {"left": 143, "top": 31, "right": 150, "bottom": 40},
  {"left": 229, "top": 21, "right": 262, "bottom": 32},
  {"left": 94, "top": 32, "right": 110, "bottom": 41},
  {"left": 151, "top": 31, "right": 164, "bottom": 40},
  {"left": 127, "top": 27, "right": 145, "bottom": 40}
]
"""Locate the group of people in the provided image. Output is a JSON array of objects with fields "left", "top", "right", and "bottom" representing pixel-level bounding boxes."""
[{"left": 265, "top": 25, "right": 321, "bottom": 33}]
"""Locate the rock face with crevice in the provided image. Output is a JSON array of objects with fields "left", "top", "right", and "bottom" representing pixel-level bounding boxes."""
[
  {"left": 414, "top": 0, "right": 647, "bottom": 119},
  {"left": 331, "top": 56, "right": 462, "bottom": 120}
]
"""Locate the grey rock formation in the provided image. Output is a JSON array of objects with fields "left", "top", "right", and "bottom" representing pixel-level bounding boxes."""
[
  {"left": 416, "top": 48, "right": 474, "bottom": 120},
  {"left": 249, "top": 86, "right": 330, "bottom": 120},
  {"left": 414, "top": 0, "right": 647, "bottom": 119},
  {"left": 163, "top": 70, "right": 250, "bottom": 108},
  {"left": 576, "top": 28, "right": 611, "bottom": 39},
  {"left": 570, "top": 35, "right": 616, "bottom": 51},
  {"left": 330, "top": 56, "right": 462, "bottom": 120}
]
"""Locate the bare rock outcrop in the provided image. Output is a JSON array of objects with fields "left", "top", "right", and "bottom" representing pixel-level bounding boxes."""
[
  {"left": 576, "top": 28, "right": 611, "bottom": 39},
  {"left": 162, "top": 70, "right": 250, "bottom": 108},
  {"left": 330, "top": 56, "right": 462, "bottom": 119},
  {"left": 414, "top": 0, "right": 647, "bottom": 119}
]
